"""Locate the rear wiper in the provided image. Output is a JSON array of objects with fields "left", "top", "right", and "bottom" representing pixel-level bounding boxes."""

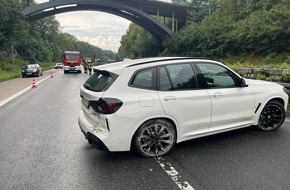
[{"left": 83, "top": 83, "right": 92, "bottom": 90}]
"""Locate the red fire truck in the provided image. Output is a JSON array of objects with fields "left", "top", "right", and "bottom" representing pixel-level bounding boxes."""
[{"left": 61, "top": 51, "right": 82, "bottom": 73}]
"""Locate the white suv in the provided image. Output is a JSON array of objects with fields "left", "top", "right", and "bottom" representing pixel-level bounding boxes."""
[{"left": 78, "top": 57, "right": 288, "bottom": 157}]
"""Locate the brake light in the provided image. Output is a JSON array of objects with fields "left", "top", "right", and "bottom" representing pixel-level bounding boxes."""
[{"left": 90, "top": 98, "right": 123, "bottom": 114}]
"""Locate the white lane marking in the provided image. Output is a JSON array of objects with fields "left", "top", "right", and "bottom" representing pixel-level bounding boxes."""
[
  {"left": 155, "top": 156, "right": 194, "bottom": 190},
  {"left": 286, "top": 118, "right": 290, "bottom": 123},
  {"left": 0, "top": 74, "right": 55, "bottom": 107}
]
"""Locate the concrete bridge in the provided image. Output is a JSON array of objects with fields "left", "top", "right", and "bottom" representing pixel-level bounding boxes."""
[{"left": 24, "top": 0, "right": 188, "bottom": 41}]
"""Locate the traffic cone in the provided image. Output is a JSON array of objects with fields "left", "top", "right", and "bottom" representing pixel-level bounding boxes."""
[
  {"left": 50, "top": 72, "right": 53, "bottom": 78},
  {"left": 31, "top": 79, "right": 37, "bottom": 88}
]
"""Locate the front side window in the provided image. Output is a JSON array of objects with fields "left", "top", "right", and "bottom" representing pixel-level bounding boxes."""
[
  {"left": 159, "top": 63, "right": 197, "bottom": 90},
  {"left": 131, "top": 68, "right": 155, "bottom": 89},
  {"left": 197, "top": 63, "right": 238, "bottom": 88}
]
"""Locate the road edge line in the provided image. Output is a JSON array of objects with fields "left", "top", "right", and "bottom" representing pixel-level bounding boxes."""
[
  {"left": 0, "top": 75, "right": 51, "bottom": 107},
  {"left": 155, "top": 156, "right": 195, "bottom": 190}
]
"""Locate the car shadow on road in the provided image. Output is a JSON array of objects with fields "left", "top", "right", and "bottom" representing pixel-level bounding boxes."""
[
  {"left": 81, "top": 124, "right": 289, "bottom": 160},
  {"left": 171, "top": 124, "right": 289, "bottom": 159},
  {"left": 82, "top": 143, "right": 140, "bottom": 160}
]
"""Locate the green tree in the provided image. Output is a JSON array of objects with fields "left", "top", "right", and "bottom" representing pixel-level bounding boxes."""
[
  {"left": 187, "top": 0, "right": 215, "bottom": 23},
  {"left": 118, "top": 24, "right": 161, "bottom": 59},
  {"left": 234, "top": 2, "right": 290, "bottom": 54},
  {"left": 0, "top": 0, "right": 28, "bottom": 51},
  {"left": 162, "top": 0, "right": 290, "bottom": 57}
]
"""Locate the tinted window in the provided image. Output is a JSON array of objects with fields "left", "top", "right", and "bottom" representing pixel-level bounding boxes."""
[
  {"left": 159, "top": 67, "right": 172, "bottom": 90},
  {"left": 197, "top": 63, "right": 237, "bottom": 88},
  {"left": 65, "top": 54, "right": 79, "bottom": 60},
  {"left": 160, "top": 63, "right": 197, "bottom": 90},
  {"left": 25, "top": 64, "right": 39, "bottom": 69},
  {"left": 131, "top": 68, "right": 154, "bottom": 89},
  {"left": 83, "top": 70, "right": 115, "bottom": 92}
]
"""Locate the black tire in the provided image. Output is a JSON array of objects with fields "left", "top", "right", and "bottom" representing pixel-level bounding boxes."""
[
  {"left": 256, "top": 101, "right": 286, "bottom": 131},
  {"left": 133, "top": 119, "right": 176, "bottom": 157}
]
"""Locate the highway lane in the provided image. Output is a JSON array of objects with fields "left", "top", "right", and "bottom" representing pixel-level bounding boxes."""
[
  {"left": 0, "top": 69, "right": 58, "bottom": 103},
  {"left": 165, "top": 123, "right": 290, "bottom": 189},
  {"left": 0, "top": 71, "right": 290, "bottom": 190},
  {"left": 0, "top": 72, "right": 177, "bottom": 190}
]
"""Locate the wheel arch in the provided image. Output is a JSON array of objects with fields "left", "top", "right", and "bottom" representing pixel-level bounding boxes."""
[
  {"left": 253, "top": 96, "right": 286, "bottom": 125},
  {"left": 255, "top": 97, "right": 286, "bottom": 131},
  {"left": 130, "top": 116, "right": 179, "bottom": 150},
  {"left": 268, "top": 97, "right": 286, "bottom": 109}
]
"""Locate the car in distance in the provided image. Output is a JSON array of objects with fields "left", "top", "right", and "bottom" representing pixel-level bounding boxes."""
[
  {"left": 55, "top": 63, "right": 63, "bottom": 69},
  {"left": 22, "top": 64, "right": 42, "bottom": 78},
  {"left": 78, "top": 57, "right": 289, "bottom": 157}
]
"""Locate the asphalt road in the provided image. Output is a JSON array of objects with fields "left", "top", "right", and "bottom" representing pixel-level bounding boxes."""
[
  {"left": 0, "top": 69, "right": 58, "bottom": 105},
  {"left": 0, "top": 72, "right": 290, "bottom": 190}
]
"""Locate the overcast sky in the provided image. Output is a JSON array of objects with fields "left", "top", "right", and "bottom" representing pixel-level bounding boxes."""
[
  {"left": 34, "top": 0, "right": 131, "bottom": 52},
  {"left": 34, "top": 0, "right": 173, "bottom": 52}
]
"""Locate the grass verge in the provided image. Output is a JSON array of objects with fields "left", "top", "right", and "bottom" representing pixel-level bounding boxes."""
[{"left": 0, "top": 58, "right": 54, "bottom": 82}]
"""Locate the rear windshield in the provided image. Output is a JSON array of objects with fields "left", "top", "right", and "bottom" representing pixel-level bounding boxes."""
[
  {"left": 83, "top": 70, "right": 117, "bottom": 92},
  {"left": 25, "top": 65, "right": 38, "bottom": 69}
]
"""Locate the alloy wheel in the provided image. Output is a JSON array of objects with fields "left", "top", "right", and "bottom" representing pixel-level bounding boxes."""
[
  {"left": 134, "top": 120, "right": 176, "bottom": 157},
  {"left": 258, "top": 101, "right": 285, "bottom": 131}
]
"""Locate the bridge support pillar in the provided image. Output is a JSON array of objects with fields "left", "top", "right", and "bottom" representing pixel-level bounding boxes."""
[
  {"left": 172, "top": 12, "right": 175, "bottom": 32},
  {"left": 157, "top": 10, "right": 159, "bottom": 21}
]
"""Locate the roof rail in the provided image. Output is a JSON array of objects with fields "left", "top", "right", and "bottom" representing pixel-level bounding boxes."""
[{"left": 126, "top": 57, "right": 215, "bottom": 67}]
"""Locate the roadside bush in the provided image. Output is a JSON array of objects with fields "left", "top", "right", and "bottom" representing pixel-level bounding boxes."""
[
  {"left": 282, "top": 74, "right": 290, "bottom": 83},
  {"left": 0, "top": 56, "right": 54, "bottom": 81}
]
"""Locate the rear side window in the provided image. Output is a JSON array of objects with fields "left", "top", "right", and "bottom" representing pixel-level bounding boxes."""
[
  {"left": 83, "top": 70, "right": 116, "bottom": 92},
  {"left": 131, "top": 68, "right": 156, "bottom": 89}
]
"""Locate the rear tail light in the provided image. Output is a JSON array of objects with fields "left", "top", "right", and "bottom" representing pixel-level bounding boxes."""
[{"left": 90, "top": 98, "right": 123, "bottom": 114}]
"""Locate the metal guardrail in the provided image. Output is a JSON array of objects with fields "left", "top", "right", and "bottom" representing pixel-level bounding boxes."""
[
  {"left": 237, "top": 68, "right": 290, "bottom": 95},
  {"left": 278, "top": 82, "right": 290, "bottom": 95},
  {"left": 238, "top": 68, "right": 285, "bottom": 80}
]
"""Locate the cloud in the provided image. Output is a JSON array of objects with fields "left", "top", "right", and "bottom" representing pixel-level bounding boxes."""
[
  {"left": 35, "top": 0, "right": 47, "bottom": 3},
  {"left": 77, "top": 35, "right": 122, "bottom": 52},
  {"left": 56, "top": 11, "right": 130, "bottom": 52}
]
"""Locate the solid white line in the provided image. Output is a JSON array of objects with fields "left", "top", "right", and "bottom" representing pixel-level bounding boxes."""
[
  {"left": 155, "top": 156, "right": 194, "bottom": 190},
  {"left": 0, "top": 75, "right": 52, "bottom": 107}
]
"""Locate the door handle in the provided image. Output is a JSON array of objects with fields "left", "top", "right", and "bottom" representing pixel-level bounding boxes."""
[
  {"left": 164, "top": 96, "right": 176, "bottom": 101},
  {"left": 213, "top": 92, "right": 223, "bottom": 97}
]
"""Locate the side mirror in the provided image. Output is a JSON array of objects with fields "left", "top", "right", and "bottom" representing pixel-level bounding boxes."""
[{"left": 239, "top": 78, "right": 248, "bottom": 87}]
